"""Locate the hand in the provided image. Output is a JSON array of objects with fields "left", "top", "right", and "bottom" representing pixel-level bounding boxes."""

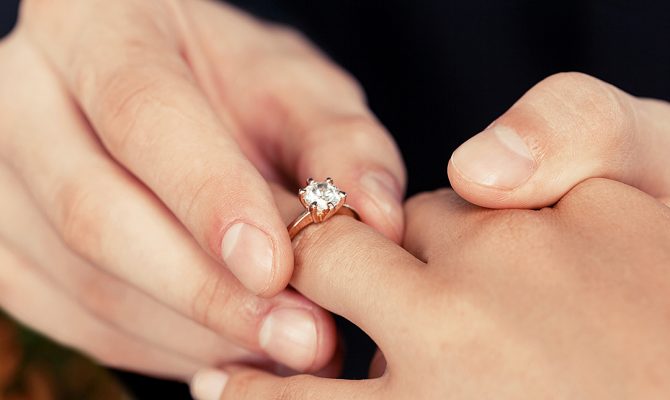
[
  {"left": 0, "top": 0, "right": 404, "bottom": 377},
  {"left": 448, "top": 72, "right": 670, "bottom": 208},
  {"left": 192, "top": 178, "right": 670, "bottom": 399}
]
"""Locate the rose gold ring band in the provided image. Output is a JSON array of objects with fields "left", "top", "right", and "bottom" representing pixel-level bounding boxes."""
[
  {"left": 287, "top": 178, "right": 361, "bottom": 240},
  {"left": 288, "top": 204, "right": 360, "bottom": 240}
]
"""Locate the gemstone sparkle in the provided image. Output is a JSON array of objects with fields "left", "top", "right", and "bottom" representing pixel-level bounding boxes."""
[{"left": 301, "top": 179, "right": 344, "bottom": 213}]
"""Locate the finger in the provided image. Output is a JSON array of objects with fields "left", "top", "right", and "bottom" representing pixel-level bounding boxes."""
[
  {"left": 0, "top": 163, "right": 264, "bottom": 368},
  {"left": 0, "top": 243, "right": 200, "bottom": 381},
  {"left": 21, "top": 1, "right": 292, "bottom": 295},
  {"left": 184, "top": 0, "right": 407, "bottom": 242},
  {"left": 403, "top": 188, "right": 546, "bottom": 264},
  {"left": 190, "top": 367, "right": 380, "bottom": 400},
  {"left": 448, "top": 72, "right": 670, "bottom": 208},
  {"left": 272, "top": 187, "right": 423, "bottom": 348},
  {"left": 403, "top": 188, "right": 485, "bottom": 261},
  {"left": 0, "top": 36, "right": 336, "bottom": 373},
  {"left": 554, "top": 178, "right": 670, "bottom": 227}
]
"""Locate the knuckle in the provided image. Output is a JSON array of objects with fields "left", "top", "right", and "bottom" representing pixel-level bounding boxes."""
[
  {"left": 190, "top": 272, "right": 269, "bottom": 337},
  {"left": 178, "top": 172, "right": 223, "bottom": 235},
  {"left": 76, "top": 56, "right": 191, "bottom": 156},
  {"left": 259, "top": 55, "right": 361, "bottom": 99},
  {"left": 177, "top": 163, "right": 244, "bottom": 230},
  {"left": 190, "top": 273, "right": 233, "bottom": 330},
  {"left": 313, "top": 59, "right": 363, "bottom": 95},
  {"left": 245, "top": 32, "right": 364, "bottom": 104},
  {"left": 175, "top": 158, "right": 258, "bottom": 253},
  {"left": 296, "top": 115, "right": 396, "bottom": 170},
  {"left": 266, "top": 23, "right": 311, "bottom": 50},
  {"left": 544, "top": 72, "right": 630, "bottom": 125},
  {"left": 537, "top": 72, "right": 636, "bottom": 153},
  {"left": 249, "top": 56, "right": 300, "bottom": 86},
  {"left": 314, "top": 63, "right": 365, "bottom": 101},
  {"left": 88, "top": 68, "right": 163, "bottom": 154},
  {"left": 74, "top": 275, "right": 124, "bottom": 324},
  {"left": 335, "top": 116, "right": 391, "bottom": 146},
  {"left": 56, "top": 180, "right": 105, "bottom": 258}
]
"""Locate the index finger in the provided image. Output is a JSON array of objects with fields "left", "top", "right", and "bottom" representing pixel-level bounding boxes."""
[{"left": 21, "top": 0, "right": 292, "bottom": 295}]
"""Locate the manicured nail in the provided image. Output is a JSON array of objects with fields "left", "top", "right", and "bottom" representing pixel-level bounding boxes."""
[
  {"left": 221, "top": 222, "right": 273, "bottom": 294},
  {"left": 259, "top": 308, "right": 317, "bottom": 372},
  {"left": 360, "top": 171, "right": 403, "bottom": 234},
  {"left": 190, "top": 369, "right": 229, "bottom": 400},
  {"left": 451, "top": 125, "right": 536, "bottom": 189}
]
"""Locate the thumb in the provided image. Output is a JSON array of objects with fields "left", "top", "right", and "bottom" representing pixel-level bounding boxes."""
[{"left": 448, "top": 72, "right": 670, "bottom": 208}]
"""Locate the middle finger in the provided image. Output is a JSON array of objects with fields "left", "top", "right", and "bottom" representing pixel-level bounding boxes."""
[
  {"left": 0, "top": 163, "right": 264, "bottom": 368},
  {"left": 0, "top": 36, "right": 336, "bottom": 373}
]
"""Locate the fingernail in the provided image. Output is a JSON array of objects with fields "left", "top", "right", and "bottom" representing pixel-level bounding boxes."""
[
  {"left": 190, "top": 369, "right": 229, "bottom": 400},
  {"left": 451, "top": 125, "right": 536, "bottom": 189},
  {"left": 221, "top": 222, "right": 273, "bottom": 294},
  {"left": 360, "top": 171, "right": 403, "bottom": 234},
  {"left": 259, "top": 308, "right": 317, "bottom": 372}
]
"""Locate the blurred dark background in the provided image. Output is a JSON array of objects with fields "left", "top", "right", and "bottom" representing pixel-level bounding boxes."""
[{"left": 1, "top": 0, "right": 669, "bottom": 398}]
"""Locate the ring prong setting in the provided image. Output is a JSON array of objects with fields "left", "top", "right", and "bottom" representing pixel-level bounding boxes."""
[
  {"left": 299, "top": 178, "right": 347, "bottom": 223},
  {"left": 288, "top": 177, "right": 361, "bottom": 240},
  {"left": 309, "top": 201, "right": 321, "bottom": 221}
]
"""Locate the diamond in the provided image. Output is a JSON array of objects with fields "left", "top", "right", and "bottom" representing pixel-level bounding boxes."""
[{"left": 300, "top": 179, "right": 345, "bottom": 213}]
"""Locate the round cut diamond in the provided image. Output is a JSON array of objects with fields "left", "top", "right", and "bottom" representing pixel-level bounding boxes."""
[{"left": 302, "top": 180, "right": 344, "bottom": 212}]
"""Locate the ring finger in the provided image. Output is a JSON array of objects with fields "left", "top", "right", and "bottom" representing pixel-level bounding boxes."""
[
  {"left": 0, "top": 163, "right": 267, "bottom": 369},
  {"left": 0, "top": 243, "right": 200, "bottom": 380}
]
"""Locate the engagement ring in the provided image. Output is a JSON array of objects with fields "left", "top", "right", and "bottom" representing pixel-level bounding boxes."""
[{"left": 287, "top": 178, "right": 360, "bottom": 240}]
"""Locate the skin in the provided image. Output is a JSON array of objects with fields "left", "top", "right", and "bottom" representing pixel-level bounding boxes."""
[
  {"left": 448, "top": 72, "right": 670, "bottom": 208},
  {"left": 203, "top": 178, "right": 670, "bottom": 399},
  {"left": 0, "top": 0, "right": 405, "bottom": 379},
  {"left": 2, "top": 0, "right": 670, "bottom": 392},
  {"left": 192, "top": 73, "right": 670, "bottom": 398}
]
